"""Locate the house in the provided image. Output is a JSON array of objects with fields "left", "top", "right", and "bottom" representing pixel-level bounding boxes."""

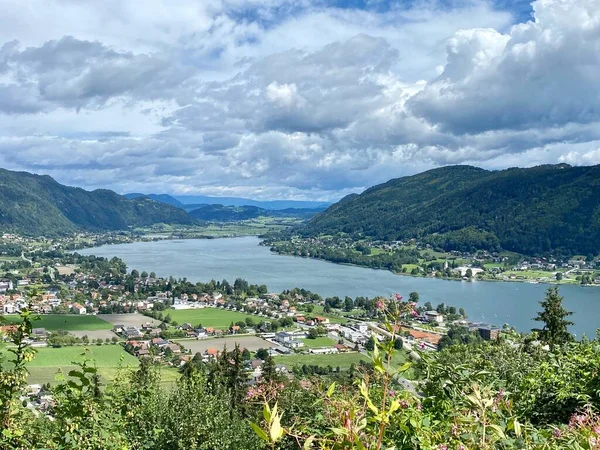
[
  {"left": 285, "top": 340, "right": 304, "bottom": 349},
  {"left": 424, "top": 311, "right": 444, "bottom": 324},
  {"left": 71, "top": 303, "right": 86, "bottom": 315},
  {"left": 275, "top": 331, "right": 294, "bottom": 344},
  {"left": 112, "top": 324, "right": 126, "bottom": 334},
  {"left": 166, "top": 343, "right": 181, "bottom": 354},
  {"left": 125, "top": 327, "right": 143, "bottom": 339},
  {"left": 32, "top": 328, "right": 47, "bottom": 339},
  {"left": 0, "top": 279, "right": 13, "bottom": 293},
  {"left": 296, "top": 316, "right": 305, "bottom": 323},
  {"left": 403, "top": 329, "right": 443, "bottom": 346},
  {"left": 334, "top": 343, "right": 349, "bottom": 352},
  {"left": 314, "top": 316, "right": 330, "bottom": 325},
  {"left": 352, "top": 323, "right": 369, "bottom": 333},
  {"left": 478, "top": 326, "right": 501, "bottom": 341},
  {"left": 205, "top": 348, "right": 219, "bottom": 359},
  {"left": 230, "top": 325, "right": 241, "bottom": 334},
  {"left": 151, "top": 337, "right": 168, "bottom": 347}
]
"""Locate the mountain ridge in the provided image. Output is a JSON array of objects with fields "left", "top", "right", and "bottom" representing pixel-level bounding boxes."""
[
  {"left": 127, "top": 193, "right": 331, "bottom": 210},
  {"left": 0, "top": 169, "right": 192, "bottom": 235},
  {"left": 302, "top": 164, "right": 600, "bottom": 256}
]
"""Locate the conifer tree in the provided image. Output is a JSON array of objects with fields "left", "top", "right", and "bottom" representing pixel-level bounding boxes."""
[{"left": 533, "top": 287, "right": 574, "bottom": 350}]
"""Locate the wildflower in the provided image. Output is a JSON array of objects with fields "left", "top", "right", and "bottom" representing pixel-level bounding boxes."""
[
  {"left": 451, "top": 423, "right": 459, "bottom": 437},
  {"left": 388, "top": 389, "right": 396, "bottom": 397},
  {"left": 594, "top": 426, "right": 600, "bottom": 436},
  {"left": 410, "top": 310, "right": 418, "bottom": 317},
  {"left": 399, "top": 400, "right": 409, "bottom": 409},
  {"left": 394, "top": 294, "right": 403, "bottom": 302},
  {"left": 438, "top": 444, "right": 447, "bottom": 450},
  {"left": 376, "top": 300, "right": 385, "bottom": 310},
  {"left": 552, "top": 428, "right": 561, "bottom": 438},
  {"left": 419, "top": 342, "right": 425, "bottom": 349}
]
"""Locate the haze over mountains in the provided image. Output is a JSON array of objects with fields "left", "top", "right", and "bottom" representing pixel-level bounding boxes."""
[
  {"left": 303, "top": 164, "right": 600, "bottom": 256},
  {"left": 125, "top": 193, "right": 330, "bottom": 211}
]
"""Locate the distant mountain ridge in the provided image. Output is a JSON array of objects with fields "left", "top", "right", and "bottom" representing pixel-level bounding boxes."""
[
  {"left": 126, "top": 193, "right": 331, "bottom": 210},
  {"left": 188, "top": 204, "right": 325, "bottom": 221},
  {"left": 303, "top": 164, "right": 600, "bottom": 256},
  {"left": 0, "top": 169, "right": 192, "bottom": 235},
  {"left": 124, "top": 193, "right": 183, "bottom": 208}
]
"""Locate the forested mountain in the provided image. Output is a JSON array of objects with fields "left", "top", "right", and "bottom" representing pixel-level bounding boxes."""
[
  {"left": 0, "top": 169, "right": 192, "bottom": 235},
  {"left": 303, "top": 164, "right": 600, "bottom": 256}
]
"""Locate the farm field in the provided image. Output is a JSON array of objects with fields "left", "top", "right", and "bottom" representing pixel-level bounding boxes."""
[
  {"left": 4, "top": 314, "right": 113, "bottom": 331},
  {"left": 97, "top": 313, "right": 163, "bottom": 328},
  {"left": 177, "top": 336, "right": 275, "bottom": 354},
  {"left": 275, "top": 352, "right": 368, "bottom": 369},
  {"left": 300, "top": 337, "right": 336, "bottom": 348},
  {"left": 166, "top": 308, "right": 257, "bottom": 329},
  {"left": 69, "top": 330, "right": 117, "bottom": 340}
]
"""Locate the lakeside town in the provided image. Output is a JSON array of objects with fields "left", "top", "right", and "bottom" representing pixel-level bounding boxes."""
[{"left": 0, "top": 231, "right": 512, "bottom": 399}]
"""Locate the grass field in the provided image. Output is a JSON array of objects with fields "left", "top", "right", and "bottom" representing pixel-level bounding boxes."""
[
  {"left": 275, "top": 352, "right": 368, "bottom": 369},
  {"left": 1, "top": 345, "right": 140, "bottom": 385},
  {"left": 300, "top": 337, "right": 336, "bottom": 348},
  {"left": 167, "top": 308, "right": 257, "bottom": 329},
  {"left": 4, "top": 314, "right": 113, "bottom": 331}
]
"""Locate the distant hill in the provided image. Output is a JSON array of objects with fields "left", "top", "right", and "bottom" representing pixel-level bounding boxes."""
[
  {"left": 188, "top": 205, "right": 326, "bottom": 221},
  {"left": 128, "top": 193, "right": 331, "bottom": 210},
  {"left": 303, "top": 164, "right": 600, "bottom": 256},
  {"left": 124, "top": 193, "right": 183, "bottom": 208},
  {"left": 0, "top": 169, "right": 192, "bottom": 235}
]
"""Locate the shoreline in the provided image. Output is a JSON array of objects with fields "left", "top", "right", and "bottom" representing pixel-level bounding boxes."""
[{"left": 267, "top": 248, "right": 594, "bottom": 288}]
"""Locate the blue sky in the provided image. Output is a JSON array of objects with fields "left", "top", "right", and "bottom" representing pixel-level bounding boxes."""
[{"left": 0, "top": 0, "right": 598, "bottom": 201}]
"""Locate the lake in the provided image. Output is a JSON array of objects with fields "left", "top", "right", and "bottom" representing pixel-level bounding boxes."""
[{"left": 78, "top": 237, "right": 600, "bottom": 337}]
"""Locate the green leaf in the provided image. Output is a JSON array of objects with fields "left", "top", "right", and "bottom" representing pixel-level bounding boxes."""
[
  {"left": 488, "top": 424, "right": 506, "bottom": 438},
  {"left": 263, "top": 403, "right": 271, "bottom": 422},
  {"left": 327, "top": 381, "right": 337, "bottom": 398},
  {"left": 249, "top": 421, "right": 269, "bottom": 442}
]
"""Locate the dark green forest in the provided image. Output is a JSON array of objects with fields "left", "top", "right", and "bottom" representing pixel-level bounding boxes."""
[
  {"left": 0, "top": 168, "right": 192, "bottom": 235},
  {"left": 303, "top": 164, "right": 600, "bottom": 256}
]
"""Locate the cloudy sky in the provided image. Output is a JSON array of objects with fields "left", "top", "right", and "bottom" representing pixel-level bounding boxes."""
[{"left": 0, "top": 0, "right": 599, "bottom": 201}]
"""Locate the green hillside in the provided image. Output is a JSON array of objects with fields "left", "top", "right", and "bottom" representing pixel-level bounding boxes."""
[
  {"left": 0, "top": 168, "right": 192, "bottom": 235},
  {"left": 303, "top": 164, "right": 600, "bottom": 256}
]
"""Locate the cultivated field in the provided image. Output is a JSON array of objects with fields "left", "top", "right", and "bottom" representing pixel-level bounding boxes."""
[
  {"left": 69, "top": 330, "right": 118, "bottom": 340},
  {"left": 166, "top": 308, "right": 257, "bottom": 329},
  {"left": 97, "top": 314, "right": 163, "bottom": 327},
  {"left": 274, "top": 352, "right": 368, "bottom": 369},
  {"left": 5, "top": 314, "right": 113, "bottom": 331},
  {"left": 178, "top": 336, "right": 275, "bottom": 354}
]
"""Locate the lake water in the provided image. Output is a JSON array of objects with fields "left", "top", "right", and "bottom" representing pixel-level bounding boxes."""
[{"left": 78, "top": 237, "right": 600, "bottom": 337}]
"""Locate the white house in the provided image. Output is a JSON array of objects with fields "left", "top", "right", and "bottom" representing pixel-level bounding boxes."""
[
  {"left": 424, "top": 311, "right": 444, "bottom": 324},
  {"left": 71, "top": 303, "right": 86, "bottom": 315}
]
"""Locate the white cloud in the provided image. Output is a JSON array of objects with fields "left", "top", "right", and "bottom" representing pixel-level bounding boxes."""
[{"left": 0, "top": 0, "right": 598, "bottom": 201}]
